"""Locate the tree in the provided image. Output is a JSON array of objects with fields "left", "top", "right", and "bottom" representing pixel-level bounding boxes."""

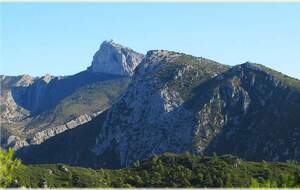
[
  {"left": 250, "top": 178, "right": 260, "bottom": 188},
  {"left": 0, "top": 148, "right": 21, "bottom": 187},
  {"left": 279, "top": 173, "right": 296, "bottom": 187}
]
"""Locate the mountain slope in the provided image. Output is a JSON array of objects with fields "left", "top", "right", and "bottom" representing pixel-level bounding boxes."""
[
  {"left": 1, "top": 73, "right": 130, "bottom": 148},
  {"left": 91, "top": 50, "right": 230, "bottom": 167},
  {"left": 1, "top": 41, "right": 143, "bottom": 150},
  {"left": 187, "top": 62, "right": 300, "bottom": 161},
  {"left": 16, "top": 50, "right": 300, "bottom": 168}
]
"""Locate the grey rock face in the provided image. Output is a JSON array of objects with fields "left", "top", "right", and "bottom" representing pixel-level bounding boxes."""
[
  {"left": 196, "top": 63, "right": 300, "bottom": 162},
  {"left": 0, "top": 74, "right": 58, "bottom": 123},
  {"left": 3, "top": 113, "right": 96, "bottom": 150},
  {"left": 15, "top": 75, "right": 36, "bottom": 87},
  {"left": 0, "top": 90, "right": 29, "bottom": 123},
  {"left": 0, "top": 75, "right": 37, "bottom": 123},
  {"left": 4, "top": 135, "right": 29, "bottom": 150},
  {"left": 88, "top": 40, "right": 144, "bottom": 76},
  {"left": 29, "top": 114, "right": 93, "bottom": 145}
]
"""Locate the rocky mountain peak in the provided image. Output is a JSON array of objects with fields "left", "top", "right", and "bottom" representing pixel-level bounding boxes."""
[
  {"left": 16, "top": 75, "right": 36, "bottom": 87},
  {"left": 100, "top": 40, "right": 125, "bottom": 49},
  {"left": 143, "top": 50, "right": 182, "bottom": 65},
  {"left": 228, "top": 62, "right": 272, "bottom": 80},
  {"left": 134, "top": 50, "right": 185, "bottom": 77},
  {"left": 145, "top": 50, "right": 182, "bottom": 59},
  {"left": 88, "top": 40, "right": 144, "bottom": 76},
  {"left": 41, "top": 73, "right": 54, "bottom": 83},
  {"left": 239, "top": 62, "right": 265, "bottom": 71}
]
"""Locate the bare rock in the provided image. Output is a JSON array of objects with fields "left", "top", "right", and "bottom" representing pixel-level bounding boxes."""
[
  {"left": 30, "top": 114, "right": 92, "bottom": 145},
  {"left": 88, "top": 40, "right": 144, "bottom": 76},
  {"left": 4, "top": 135, "right": 29, "bottom": 150}
]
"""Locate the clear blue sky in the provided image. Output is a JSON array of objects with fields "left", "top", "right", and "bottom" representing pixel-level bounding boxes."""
[{"left": 1, "top": 3, "right": 300, "bottom": 79}]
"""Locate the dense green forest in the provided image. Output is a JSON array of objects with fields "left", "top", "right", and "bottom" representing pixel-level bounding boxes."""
[{"left": 2, "top": 150, "right": 300, "bottom": 188}]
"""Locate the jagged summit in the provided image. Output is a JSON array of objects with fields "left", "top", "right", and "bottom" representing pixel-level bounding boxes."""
[
  {"left": 16, "top": 75, "right": 36, "bottom": 87},
  {"left": 238, "top": 61, "right": 266, "bottom": 71},
  {"left": 143, "top": 50, "right": 183, "bottom": 63},
  {"left": 41, "top": 73, "right": 54, "bottom": 83},
  {"left": 101, "top": 40, "right": 129, "bottom": 50},
  {"left": 87, "top": 40, "right": 144, "bottom": 76}
]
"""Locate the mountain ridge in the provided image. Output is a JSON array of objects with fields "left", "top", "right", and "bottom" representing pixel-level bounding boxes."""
[
  {"left": 15, "top": 49, "right": 300, "bottom": 169},
  {"left": 1, "top": 40, "right": 144, "bottom": 150}
]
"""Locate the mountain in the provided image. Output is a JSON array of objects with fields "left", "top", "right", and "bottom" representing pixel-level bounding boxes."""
[
  {"left": 0, "top": 40, "right": 143, "bottom": 150},
  {"left": 16, "top": 49, "right": 300, "bottom": 168},
  {"left": 87, "top": 40, "right": 144, "bottom": 76}
]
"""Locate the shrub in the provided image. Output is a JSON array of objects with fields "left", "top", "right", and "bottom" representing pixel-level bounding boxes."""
[{"left": 0, "top": 148, "right": 21, "bottom": 187}]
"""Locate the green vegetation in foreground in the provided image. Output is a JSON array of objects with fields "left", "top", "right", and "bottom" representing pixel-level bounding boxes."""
[
  {"left": 0, "top": 148, "right": 21, "bottom": 187},
  {"left": 11, "top": 153, "right": 300, "bottom": 188}
]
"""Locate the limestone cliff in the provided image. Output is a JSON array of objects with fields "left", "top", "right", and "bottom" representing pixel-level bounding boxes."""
[{"left": 88, "top": 40, "right": 144, "bottom": 76}]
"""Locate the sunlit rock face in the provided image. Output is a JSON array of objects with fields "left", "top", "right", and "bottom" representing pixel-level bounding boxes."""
[{"left": 88, "top": 40, "right": 144, "bottom": 76}]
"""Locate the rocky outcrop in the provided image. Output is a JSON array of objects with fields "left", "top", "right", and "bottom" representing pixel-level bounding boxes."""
[
  {"left": 0, "top": 74, "right": 58, "bottom": 122},
  {"left": 88, "top": 40, "right": 144, "bottom": 76},
  {"left": 0, "top": 75, "right": 37, "bottom": 123},
  {"left": 4, "top": 113, "right": 98, "bottom": 150},
  {"left": 29, "top": 114, "right": 93, "bottom": 145},
  {"left": 0, "top": 90, "right": 29, "bottom": 123},
  {"left": 4, "top": 136, "right": 29, "bottom": 150},
  {"left": 15, "top": 75, "right": 36, "bottom": 87}
]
